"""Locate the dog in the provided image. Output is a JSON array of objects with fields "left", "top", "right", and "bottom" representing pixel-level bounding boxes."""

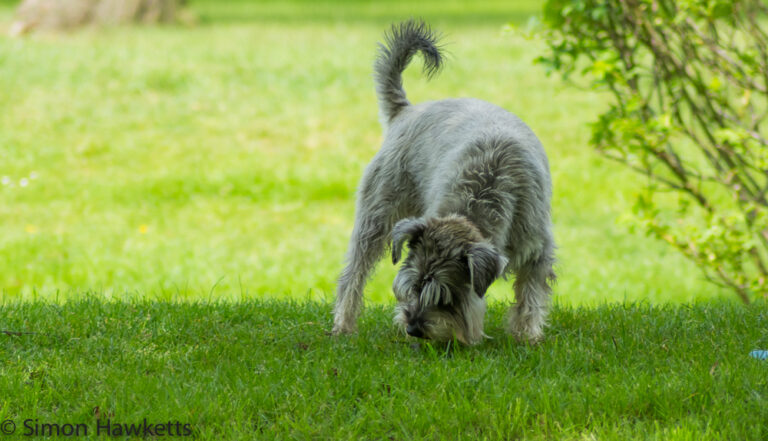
[{"left": 331, "top": 20, "right": 556, "bottom": 345}]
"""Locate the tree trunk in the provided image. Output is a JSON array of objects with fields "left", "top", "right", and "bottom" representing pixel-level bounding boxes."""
[{"left": 11, "top": 0, "right": 185, "bottom": 34}]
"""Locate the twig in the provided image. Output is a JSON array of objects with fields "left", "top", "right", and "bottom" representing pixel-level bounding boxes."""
[{"left": 2, "top": 330, "right": 37, "bottom": 336}]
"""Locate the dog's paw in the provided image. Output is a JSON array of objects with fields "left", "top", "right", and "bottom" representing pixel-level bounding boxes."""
[
  {"left": 508, "top": 328, "right": 544, "bottom": 345},
  {"left": 506, "top": 308, "right": 545, "bottom": 345},
  {"left": 330, "top": 322, "right": 357, "bottom": 336}
]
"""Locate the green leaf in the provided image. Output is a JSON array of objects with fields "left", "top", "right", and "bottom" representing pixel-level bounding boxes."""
[{"left": 707, "top": 76, "right": 722, "bottom": 92}]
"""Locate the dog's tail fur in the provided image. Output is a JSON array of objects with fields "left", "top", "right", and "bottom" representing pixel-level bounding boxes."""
[{"left": 374, "top": 20, "right": 443, "bottom": 125}]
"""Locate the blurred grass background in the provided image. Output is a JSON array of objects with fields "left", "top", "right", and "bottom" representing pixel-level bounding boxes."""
[{"left": 0, "top": 0, "right": 729, "bottom": 304}]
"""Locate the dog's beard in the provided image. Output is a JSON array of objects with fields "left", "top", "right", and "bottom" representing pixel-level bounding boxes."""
[{"left": 393, "top": 275, "right": 487, "bottom": 345}]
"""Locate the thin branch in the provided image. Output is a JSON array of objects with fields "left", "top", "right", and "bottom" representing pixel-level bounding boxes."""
[{"left": 2, "top": 330, "right": 37, "bottom": 336}]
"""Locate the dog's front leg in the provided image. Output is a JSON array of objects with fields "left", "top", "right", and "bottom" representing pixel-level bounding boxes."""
[
  {"left": 332, "top": 212, "right": 390, "bottom": 335},
  {"left": 507, "top": 253, "right": 556, "bottom": 343}
]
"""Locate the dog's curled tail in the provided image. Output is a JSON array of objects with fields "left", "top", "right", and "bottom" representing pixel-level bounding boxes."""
[{"left": 374, "top": 20, "right": 443, "bottom": 125}]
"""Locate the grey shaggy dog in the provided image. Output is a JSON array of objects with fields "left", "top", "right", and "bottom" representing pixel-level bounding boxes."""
[{"left": 332, "top": 20, "right": 556, "bottom": 345}]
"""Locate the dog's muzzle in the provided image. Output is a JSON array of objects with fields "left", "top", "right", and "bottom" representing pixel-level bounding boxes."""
[{"left": 406, "top": 323, "right": 426, "bottom": 339}]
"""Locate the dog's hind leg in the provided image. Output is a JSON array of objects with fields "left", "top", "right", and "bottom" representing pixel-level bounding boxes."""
[
  {"left": 332, "top": 205, "right": 391, "bottom": 335},
  {"left": 507, "top": 248, "right": 556, "bottom": 343}
]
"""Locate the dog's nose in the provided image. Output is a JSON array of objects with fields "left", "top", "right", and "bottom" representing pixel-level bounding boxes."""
[{"left": 406, "top": 324, "right": 425, "bottom": 338}]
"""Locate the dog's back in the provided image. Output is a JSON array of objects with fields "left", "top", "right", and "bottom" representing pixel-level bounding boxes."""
[
  {"left": 372, "top": 18, "right": 546, "bottom": 162},
  {"left": 373, "top": 21, "right": 552, "bottom": 264}
]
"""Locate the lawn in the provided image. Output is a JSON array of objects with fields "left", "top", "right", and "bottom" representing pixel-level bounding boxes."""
[
  {"left": 2, "top": 1, "right": 765, "bottom": 440},
  {"left": 2, "top": 298, "right": 767, "bottom": 440},
  {"left": 0, "top": 0, "right": 730, "bottom": 305}
]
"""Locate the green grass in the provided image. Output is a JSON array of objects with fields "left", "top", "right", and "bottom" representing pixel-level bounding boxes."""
[
  {"left": 0, "top": 0, "right": 732, "bottom": 304},
  {"left": 2, "top": 298, "right": 767, "bottom": 440},
  {"left": 0, "top": 4, "right": 765, "bottom": 439}
]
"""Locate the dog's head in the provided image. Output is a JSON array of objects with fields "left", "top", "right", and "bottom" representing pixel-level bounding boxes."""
[{"left": 391, "top": 215, "right": 508, "bottom": 345}]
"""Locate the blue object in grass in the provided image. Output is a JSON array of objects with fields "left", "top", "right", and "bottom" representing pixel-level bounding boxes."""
[{"left": 749, "top": 350, "right": 768, "bottom": 360}]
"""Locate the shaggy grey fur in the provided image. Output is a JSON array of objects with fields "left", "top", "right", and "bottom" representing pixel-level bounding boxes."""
[{"left": 332, "top": 20, "right": 556, "bottom": 344}]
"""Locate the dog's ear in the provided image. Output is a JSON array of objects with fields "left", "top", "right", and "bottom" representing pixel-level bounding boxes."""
[
  {"left": 391, "top": 218, "right": 427, "bottom": 264},
  {"left": 467, "top": 243, "right": 508, "bottom": 298}
]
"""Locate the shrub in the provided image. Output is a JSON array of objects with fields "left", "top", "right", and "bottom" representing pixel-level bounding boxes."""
[{"left": 540, "top": 0, "right": 768, "bottom": 302}]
